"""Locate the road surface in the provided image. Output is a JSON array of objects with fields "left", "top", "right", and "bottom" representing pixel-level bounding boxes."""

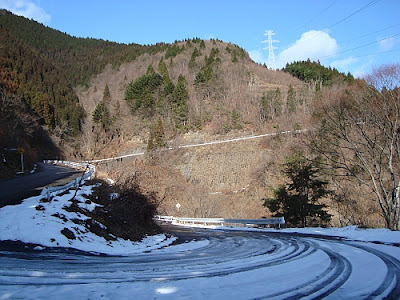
[
  {"left": 0, "top": 162, "right": 81, "bottom": 207},
  {"left": 0, "top": 225, "right": 399, "bottom": 299}
]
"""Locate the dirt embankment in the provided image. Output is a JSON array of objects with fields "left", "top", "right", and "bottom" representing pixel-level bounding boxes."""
[{"left": 96, "top": 131, "right": 301, "bottom": 219}]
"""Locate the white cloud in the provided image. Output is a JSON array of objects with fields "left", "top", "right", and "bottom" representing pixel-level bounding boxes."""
[
  {"left": 276, "top": 30, "right": 338, "bottom": 68},
  {"left": 248, "top": 49, "right": 266, "bottom": 64},
  {"left": 330, "top": 56, "right": 358, "bottom": 71},
  {"left": 378, "top": 36, "right": 395, "bottom": 51},
  {"left": 0, "top": 0, "right": 51, "bottom": 24}
]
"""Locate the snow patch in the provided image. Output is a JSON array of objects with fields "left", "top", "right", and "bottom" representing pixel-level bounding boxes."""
[{"left": 0, "top": 184, "right": 176, "bottom": 255}]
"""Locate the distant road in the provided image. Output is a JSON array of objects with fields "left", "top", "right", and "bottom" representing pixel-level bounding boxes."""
[
  {"left": 90, "top": 129, "right": 309, "bottom": 164},
  {"left": 0, "top": 162, "right": 81, "bottom": 207}
]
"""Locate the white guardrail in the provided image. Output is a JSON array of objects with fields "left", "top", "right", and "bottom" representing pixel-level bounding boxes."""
[
  {"left": 155, "top": 216, "right": 285, "bottom": 228},
  {"left": 86, "top": 129, "right": 309, "bottom": 164},
  {"left": 40, "top": 160, "right": 95, "bottom": 200}
]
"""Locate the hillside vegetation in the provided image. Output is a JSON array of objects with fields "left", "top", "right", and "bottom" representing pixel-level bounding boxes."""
[{"left": 2, "top": 10, "right": 397, "bottom": 230}]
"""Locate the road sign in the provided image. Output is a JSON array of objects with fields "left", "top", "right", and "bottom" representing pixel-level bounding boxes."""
[
  {"left": 176, "top": 203, "right": 181, "bottom": 210},
  {"left": 19, "top": 148, "right": 24, "bottom": 154}
]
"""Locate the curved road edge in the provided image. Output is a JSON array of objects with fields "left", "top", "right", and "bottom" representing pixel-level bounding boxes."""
[{"left": 0, "top": 162, "right": 82, "bottom": 208}]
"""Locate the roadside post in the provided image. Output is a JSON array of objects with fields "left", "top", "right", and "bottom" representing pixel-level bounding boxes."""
[{"left": 19, "top": 148, "right": 24, "bottom": 174}]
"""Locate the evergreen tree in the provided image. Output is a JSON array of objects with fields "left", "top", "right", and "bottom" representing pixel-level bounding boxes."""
[
  {"left": 264, "top": 152, "right": 332, "bottom": 227},
  {"left": 70, "top": 105, "right": 83, "bottom": 134},
  {"left": 125, "top": 71, "right": 163, "bottom": 112},
  {"left": 158, "top": 58, "right": 168, "bottom": 77},
  {"left": 273, "top": 88, "right": 282, "bottom": 117},
  {"left": 158, "top": 57, "right": 174, "bottom": 96},
  {"left": 146, "top": 64, "right": 155, "bottom": 75},
  {"left": 260, "top": 92, "right": 273, "bottom": 121},
  {"left": 286, "top": 85, "right": 297, "bottom": 113},
  {"left": 101, "top": 104, "right": 111, "bottom": 129},
  {"left": 92, "top": 100, "right": 111, "bottom": 130},
  {"left": 163, "top": 78, "right": 175, "bottom": 96},
  {"left": 189, "top": 48, "right": 200, "bottom": 69},
  {"left": 154, "top": 117, "right": 166, "bottom": 148},
  {"left": 283, "top": 60, "right": 354, "bottom": 86},
  {"left": 92, "top": 101, "right": 105, "bottom": 124},
  {"left": 42, "top": 93, "right": 54, "bottom": 126},
  {"left": 147, "top": 117, "right": 166, "bottom": 151},
  {"left": 103, "top": 84, "right": 111, "bottom": 103},
  {"left": 171, "top": 75, "right": 189, "bottom": 127},
  {"left": 231, "top": 109, "right": 243, "bottom": 129},
  {"left": 194, "top": 71, "right": 206, "bottom": 85}
]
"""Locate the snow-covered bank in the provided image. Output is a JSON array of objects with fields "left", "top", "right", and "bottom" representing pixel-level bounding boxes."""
[
  {"left": 0, "top": 184, "right": 176, "bottom": 255},
  {"left": 1, "top": 179, "right": 399, "bottom": 256}
]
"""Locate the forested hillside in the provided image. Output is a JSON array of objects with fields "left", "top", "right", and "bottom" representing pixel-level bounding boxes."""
[
  {"left": 78, "top": 37, "right": 306, "bottom": 156},
  {"left": 0, "top": 9, "right": 156, "bottom": 135},
  {"left": 3, "top": 10, "right": 396, "bottom": 230},
  {"left": 283, "top": 60, "right": 354, "bottom": 87}
]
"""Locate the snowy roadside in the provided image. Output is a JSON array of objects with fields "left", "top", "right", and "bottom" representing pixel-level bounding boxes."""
[
  {"left": 1, "top": 180, "right": 399, "bottom": 257},
  {"left": 169, "top": 221, "right": 400, "bottom": 245},
  {"left": 0, "top": 184, "right": 176, "bottom": 256}
]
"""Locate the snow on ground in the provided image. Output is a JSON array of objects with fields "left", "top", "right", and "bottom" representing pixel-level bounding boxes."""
[
  {"left": 0, "top": 181, "right": 399, "bottom": 255},
  {"left": 1, "top": 184, "right": 400, "bottom": 299},
  {"left": 172, "top": 221, "right": 400, "bottom": 245},
  {"left": 0, "top": 184, "right": 176, "bottom": 255}
]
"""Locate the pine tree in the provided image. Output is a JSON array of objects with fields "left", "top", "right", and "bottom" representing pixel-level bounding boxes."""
[
  {"left": 189, "top": 48, "right": 200, "bottom": 69},
  {"left": 158, "top": 58, "right": 168, "bottom": 77},
  {"left": 101, "top": 104, "right": 111, "bottom": 129},
  {"left": 260, "top": 92, "right": 273, "bottom": 121},
  {"left": 42, "top": 93, "right": 54, "bottom": 126},
  {"left": 92, "top": 100, "right": 111, "bottom": 130},
  {"left": 171, "top": 75, "right": 189, "bottom": 127},
  {"left": 146, "top": 65, "right": 155, "bottom": 75},
  {"left": 273, "top": 88, "right": 282, "bottom": 117},
  {"left": 147, "top": 117, "right": 166, "bottom": 151},
  {"left": 264, "top": 152, "right": 332, "bottom": 227},
  {"left": 154, "top": 117, "right": 166, "bottom": 148},
  {"left": 92, "top": 101, "right": 105, "bottom": 124},
  {"left": 287, "top": 85, "right": 297, "bottom": 113},
  {"left": 194, "top": 71, "right": 206, "bottom": 85},
  {"left": 103, "top": 84, "right": 111, "bottom": 103}
]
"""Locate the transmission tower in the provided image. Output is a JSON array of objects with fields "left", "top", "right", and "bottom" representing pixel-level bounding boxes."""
[{"left": 262, "top": 30, "right": 279, "bottom": 70}]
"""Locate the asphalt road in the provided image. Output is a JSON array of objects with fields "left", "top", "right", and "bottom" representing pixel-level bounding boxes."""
[
  {"left": 0, "top": 225, "right": 399, "bottom": 299},
  {"left": 0, "top": 162, "right": 81, "bottom": 207}
]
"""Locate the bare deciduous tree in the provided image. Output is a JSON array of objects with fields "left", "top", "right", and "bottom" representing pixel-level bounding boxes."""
[{"left": 310, "top": 64, "right": 400, "bottom": 230}]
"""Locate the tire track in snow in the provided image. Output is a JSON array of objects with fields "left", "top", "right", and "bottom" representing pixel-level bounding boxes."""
[{"left": 0, "top": 228, "right": 399, "bottom": 299}]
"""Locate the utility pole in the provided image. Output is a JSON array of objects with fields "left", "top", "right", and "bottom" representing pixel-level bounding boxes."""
[{"left": 262, "top": 30, "right": 279, "bottom": 70}]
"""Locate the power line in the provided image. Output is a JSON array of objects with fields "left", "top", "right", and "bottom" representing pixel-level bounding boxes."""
[
  {"left": 350, "top": 48, "right": 400, "bottom": 59},
  {"left": 300, "top": 0, "right": 382, "bottom": 44},
  {"left": 338, "top": 23, "right": 400, "bottom": 43},
  {"left": 324, "top": 0, "right": 382, "bottom": 32},
  {"left": 320, "top": 33, "right": 400, "bottom": 59},
  {"left": 295, "top": 1, "right": 338, "bottom": 32}
]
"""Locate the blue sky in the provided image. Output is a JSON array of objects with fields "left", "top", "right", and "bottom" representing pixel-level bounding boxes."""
[{"left": 1, "top": 0, "right": 399, "bottom": 77}]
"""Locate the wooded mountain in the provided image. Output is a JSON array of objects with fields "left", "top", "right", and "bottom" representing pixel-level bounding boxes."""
[
  {"left": 0, "top": 9, "right": 352, "bottom": 146},
  {"left": 0, "top": 9, "right": 351, "bottom": 164},
  {"left": 3, "top": 10, "right": 379, "bottom": 229}
]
